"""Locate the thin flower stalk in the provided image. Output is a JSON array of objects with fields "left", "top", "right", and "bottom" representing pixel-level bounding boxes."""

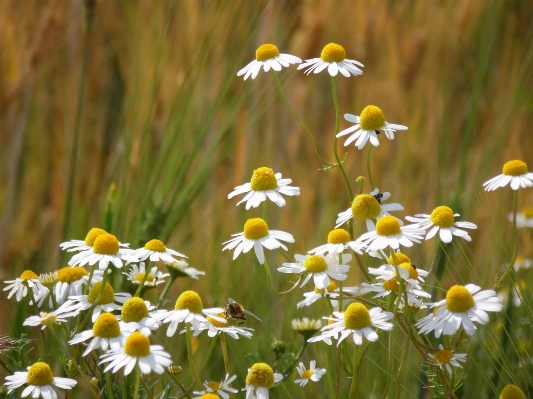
[{"left": 494, "top": 190, "right": 518, "bottom": 289}]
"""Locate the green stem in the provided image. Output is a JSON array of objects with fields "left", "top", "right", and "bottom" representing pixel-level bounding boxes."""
[
  {"left": 0, "top": 358, "right": 13, "bottom": 374},
  {"left": 186, "top": 324, "right": 203, "bottom": 387},
  {"left": 157, "top": 274, "right": 177, "bottom": 307},
  {"left": 84, "top": 264, "right": 97, "bottom": 295},
  {"left": 380, "top": 330, "right": 394, "bottom": 399},
  {"left": 366, "top": 145, "right": 374, "bottom": 190},
  {"left": 166, "top": 369, "right": 192, "bottom": 399},
  {"left": 309, "top": 382, "right": 320, "bottom": 399},
  {"left": 220, "top": 334, "right": 236, "bottom": 399},
  {"left": 200, "top": 334, "right": 219, "bottom": 372},
  {"left": 493, "top": 190, "right": 519, "bottom": 289},
  {"left": 263, "top": 201, "right": 268, "bottom": 224},
  {"left": 133, "top": 363, "right": 140, "bottom": 399},
  {"left": 105, "top": 372, "right": 115, "bottom": 399},
  {"left": 134, "top": 261, "right": 152, "bottom": 297},
  {"left": 395, "top": 328, "right": 411, "bottom": 399},
  {"left": 78, "top": 270, "right": 108, "bottom": 333},
  {"left": 280, "top": 341, "right": 308, "bottom": 382},
  {"left": 349, "top": 344, "right": 359, "bottom": 399},
  {"left": 140, "top": 377, "right": 155, "bottom": 399}
]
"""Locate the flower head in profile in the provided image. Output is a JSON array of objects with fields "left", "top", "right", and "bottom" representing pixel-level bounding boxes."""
[
  {"left": 291, "top": 318, "right": 322, "bottom": 340},
  {"left": 337, "top": 106, "right": 407, "bottom": 149},
  {"left": 135, "top": 239, "right": 186, "bottom": 263},
  {"left": 298, "top": 42, "right": 363, "bottom": 77},
  {"left": 54, "top": 266, "right": 103, "bottom": 305},
  {"left": 428, "top": 345, "right": 467, "bottom": 375},
  {"left": 511, "top": 206, "right": 533, "bottom": 228},
  {"left": 60, "top": 227, "right": 130, "bottom": 253},
  {"left": 484, "top": 160, "right": 533, "bottom": 191},
  {"left": 166, "top": 259, "right": 205, "bottom": 280},
  {"left": 190, "top": 313, "right": 254, "bottom": 340},
  {"left": 307, "top": 228, "right": 366, "bottom": 256},
  {"left": 222, "top": 218, "right": 294, "bottom": 264},
  {"left": 237, "top": 44, "right": 301, "bottom": 80},
  {"left": 124, "top": 263, "right": 169, "bottom": 288},
  {"left": 193, "top": 374, "right": 238, "bottom": 399},
  {"left": 500, "top": 384, "right": 527, "bottom": 399},
  {"left": 294, "top": 360, "right": 326, "bottom": 387},
  {"left": 357, "top": 216, "right": 425, "bottom": 252},
  {"left": 297, "top": 280, "right": 340, "bottom": 309},
  {"left": 3, "top": 270, "right": 45, "bottom": 303},
  {"left": 68, "top": 233, "right": 138, "bottom": 270},
  {"left": 23, "top": 301, "right": 79, "bottom": 330},
  {"left": 243, "top": 363, "right": 282, "bottom": 399},
  {"left": 69, "top": 313, "right": 127, "bottom": 357}
]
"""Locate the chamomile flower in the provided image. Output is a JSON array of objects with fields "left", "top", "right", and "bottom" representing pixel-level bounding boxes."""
[
  {"left": 53, "top": 267, "right": 103, "bottom": 305},
  {"left": 294, "top": 360, "right": 326, "bottom": 387},
  {"left": 368, "top": 262, "right": 429, "bottom": 288},
  {"left": 278, "top": 253, "right": 351, "bottom": 290},
  {"left": 415, "top": 284, "right": 503, "bottom": 337},
  {"left": 124, "top": 263, "right": 169, "bottom": 288},
  {"left": 3, "top": 270, "right": 45, "bottom": 302},
  {"left": 291, "top": 318, "right": 323, "bottom": 340},
  {"left": 60, "top": 227, "right": 130, "bottom": 253},
  {"left": 337, "top": 106, "right": 408, "bottom": 149},
  {"left": 167, "top": 259, "right": 205, "bottom": 280},
  {"left": 406, "top": 206, "right": 477, "bottom": 243},
  {"left": 222, "top": 218, "right": 294, "bottom": 265},
  {"left": 4, "top": 362, "right": 77, "bottom": 398},
  {"left": 135, "top": 239, "right": 186, "bottom": 263},
  {"left": 68, "top": 233, "right": 138, "bottom": 270},
  {"left": 69, "top": 313, "right": 127, "bottom": 357},
  {"left": 156, "top": 290, "right": 226, "bottom": 337},
  {"left": 428, "top": 345, "right": 467, "bottom": 375},
  {"left": 484, "top": 160, "right": 533, "bottom": 191},
  {"left": 118, "top": 298, "right": 162, "bottom": 336},
  {"left": 298, "top": 42, "right": 363, "bottom": 77},
  {"left": 243, "top": 363, "right": 282, "bottom": 399},
  {"left": 297, "top": 280, "right": 339, "bottom": 309},
  {"left": 189, "top": 313, "right": 254, "bottom": 339},
  {"left": 500, "top": 384, "right": 527, "bottom": 399},
  {"left": 228, "top": 167, "right": 300, "bottom": 209},
  {"left": 357, "top": 216, "right": 425, "bottom": 252},
  {"left": 307, "top": 228, "right": 366, "bottom": 256},
  {"left": 308, "top": 303, "right": 393, "bottom": 346},
  {"left": 335, "top": 188, "right": 404, "bottom": 231},
  {"left": 193, "top": 374, "right": 238, "bottom": 399},
  {"left": 237, "top": 44, "right": 301, "bottom": 80},
  {"left": 100, "top": 331, "right": 172, "bottom": 375},
  {"left": 23, "top": 301, "right": 78, "bottom": 330},
  {"left": 511, "top": 206, "right": 533, "bottom": 228}
]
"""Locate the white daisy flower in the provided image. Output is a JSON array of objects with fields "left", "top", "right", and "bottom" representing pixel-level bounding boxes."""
[
  {"left": 222, "top": 218, "right": 294, "bottom": 265},
  {"left": 68, "top": 233, "right": 138, "bottom": 270},
  {"left": 356, "top": 216, "right": 425, "bottom": 252},
  {"left": 23, "top": 301, "right": 79, "bottom": 330},
  {"left": 368, "top": 262, "right": 429, "bottom": 288},
  {"left": 337, "top": 106, "right": 407, "bottom": 149},
  {"left": 53, "top": 267, "right": 104, "bottom": 305},
  {"left": 4, "top": 362, "right": 76, "bottom": 398},
  {"left": 308, "top": 303, "right": 393, "bottom": 346},
  {"left": 193, "top": 374, "right": 238, "bottom": 399},
  {"left": 278, "top": 253, "right": 351, "bottom": 290},
  {"left": 123, "top": 263, "right": 169, "bottom": 288},
  {"left": 188, "top": 313, "right": 254, "bottom": 339},
  {"left": 3, "top": 270, "right": 45, "bottom": 303},
  {"left": 298, "top": 42, "right": 363, "bottom": 77},
  {"left": 511, "top": 206, "right": 533, "bottom": 228},
  {"left": 69, "top": 313, "right": 128, "bottom": 357},
  {"left": 428, "top": 345, "right": 467, "bottom": 375},
  {"left": 483, "top": 160, "right": 533, "bottom": 191},
  {"left": 308, "top": 228, "right": 366, "bottom": 256},
  {"left": 294, "top": 360, "right": 326, "bottom": 387},
  {"left": 228, "top": 167, "right": 300, "bottom": 210},
  {"left": 237, "top": 44, "right": 301, "bottom": 80},
  {"left": 118, "top": 298, "right": 162, "bottom": 336},
  {"left": 297, "top": 280, "right": 339, "bottom": 309},
  {"left": 291, "top": 318, "right": 323, "bottom": 340},
  {"left": 406, "top": 206, "right": 477, "bottom": 243},
  {"left": 415, "top": 284, "right": 503, "bottom": 337},
  {"left": 336, "top": 188, "right": 404, "bottom": 231},
  {"left": 243, "top": 363, "right": 282, "bottom": 399},
  {"left": 155, "top": 290, "right": 226, "bottom": 337},
  {"left": 166, "top": 259, "right": 205, "bottom": 280},
  {"left": 135, "top": 239, "right": 186, "bottom": 263},
  {"left": 360, "top": 281, "right": 429, "bottom": 307},
  {"left": 100, "top": 331, "right": 172, "bottom": 375},
  {"left": 60, "top": 227, "right": 129, "bottom": 253}
]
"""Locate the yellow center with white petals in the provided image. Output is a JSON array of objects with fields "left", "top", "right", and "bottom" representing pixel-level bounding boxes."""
[
  {"left": 360, "top": 105, "right": 385, "bottom": 131},
  {"left": 144, "top": 239, "right": 166, "bottom": 252},
  {"left": 207, "top": 381, "right": 221, "bottom": 391},
  {"left": 303, "top": 255, "right": 328, "bottom": 273},
  {"left": 383, "top": 278, "right": 399, "bottom": 293},
  {"left": 121, "top": 297, "right": 149, "bottom": 322},
  {"left": 87, "top": 282, "right": 115, "bottom": 305},
  {"left": 351, "top": 194, "right": 381, "bottom": 220},
  {"left": 243, "top": 218, "right": 269, "bottom": 240},
  {"left": 207, "top": 313, "right": 227, "bottom": 328},
  {"left": 522, "top": 206, "right": 533, "bottom": 219},
  {"left": 399, "top": 262, "right": 418, "bottom": 280},
  {"left": 246, "top": 363, "right": 275, "bottom": 388},
  {"left": 344, "top": 303, "right": 371, "bottom": 330},
  {"left": 93, "top": 234, "right": 119, "bottom": 255},
  {"left": 302, "top": 370, "right": 315, "bottom": 379},
  {"left": 134, "top": 273, "right": 155, "bottom": 283},
  {"left": 327, "top": 229, "right": 350, "bottom": 244},
  {"left": 57, "top": 266, "right": 88, "bottom": 283},
  {"left": 93, "top": 313, "right": 121, "bottom": 338},
  {"left": 40, "top": 313, "right": 57, "bottom": 326},
  {"left": 314, "top": 280, "right": 338, "bottom": 294},
  {"left": 27, "top": 362, "right": 54, "bottom": 386},
  {"left": 250, "top": 167, "right": 278, "bottom": 191},
  {"left": 446, "top": 285, "right": 474, "bottom": 313},
  {"left": 376, "top": 216, "right": 401, "bottom": 236},
  {"left": 124, "top": 331, "right": 150, "bottom": 357},
  {"left": 256, "top": 44, "right": 279, "bottom": 61},
  {"left": 388, "top": 252, "right": 410, "bottom": 265},
  {"left": 320, "top": 43, "right": 346, "bottom": 63},
  {"left": 433, "top": 349, "right": 453, "bottom": 364},
  {"left": 500, "top": 384, "right": 527, "bottom": 399},
  {"left": 430, "top": 206, "right": 455, "bottom": 228},
  {"left": 175, "top": 290, "right": 203, "bottom": 313},
  {"left": 503, "top": 160, "right": 528, "bottom": 176},
  {"left": 20, "top": 270, "right": 38, "bottom": 280}
]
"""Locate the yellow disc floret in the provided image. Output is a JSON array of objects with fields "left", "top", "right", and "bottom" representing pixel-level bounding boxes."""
[
  {"left": 344, "top": 303, "right": 372, "bottom": 330},
  {"left": 57, "top": 266, "right": 88, "bottom": 283},
  {"left": 446, "top": 285, "right": 474, "bottom": 313},
  {"left": 124, "top": 331, "right": 151, "bottom": 357},
  {"left": 351, "top": 194, "right": 381, "bottom": 220},
  {"left": 388, "top": 252, "right": 410, "bottom": 265},
  {"left": 85, "top": 228, "right": 107, "bottom": 246},
  {"left": 359, "top": 105, "right": 385, "bottom": 131},
  {"left": 175, "top": 290, "right": 203, "bottom": 313},
  {"left": 207, "top": 313, "right": 227, "bottom": 328},
  {"left": 320, "top": 43, "right": 346, "bottom": 63},
  {"left": 40, "top": 313, "right": 57, "bottom": 326},
  {"left": 383, "top": 278, "right": 399, "bottom": 293},
  {"left": 503, "top": 160, "right": 528, "bottom": 176},
  {"left": 87, "top": 282, "right": 115, "bottom": 305},
  {"left": 198, "top": 394, "right": 220, "bottom": 399},
  {"left": 433, "top": 349, "right": 454, "bottom": 365},
  {"left": 250, "top": 167, "right": 278, "bottom": 191},
  {"left": 500, "top": 384, "right": 527, "bottom": 399},
  {"left": 302, "top": 370, "right": 315, "bottom": 379},
  {"left": 399, "top": 262, "right": 418, "bottom": 280},
  {"left": 256, "top": 44, "right": 280, "bottom": 61},
  {"left": 121, "top": 297, "right": 149, "bottom": 322},
  {"left": 243, "top": 218, "right": 269, "bottom": 240},
  {"left": 522, "top": 206, "right": 533, "bottom": 219},
  {"left": 144, "top": 239, "right": 166, "bottom": 252},
  {"left": 430, "top": 206, "right": 455, "bottom": 228},
  {"left": 303, "top": 255, "right": 328, "bottom": 273},
  {"left": 246, "top": 363, "right": 275, "bottom": 388},
  {"left": 207, "top": 381, "right": 222, "bottom": 391},
  {"left": 27, "top": 362, "right": 54, "bottom": 386},
  {"left": 327, "top": 229, "right": 351, "bottom": 244},
  {"left": 376, "top": 216, "right": 401, "bottom": 236},
  {"left": 93, "top": 233, "right": 119, "bottom": 255},
  {"left": 134, "top": 273, "right": 155, "bottom": 283},
  {"left": 93, "top": 313, "right": 121, "bottom": 338},
  {"left": 20, "top": 270, "right": 38, "bottom": 280}
]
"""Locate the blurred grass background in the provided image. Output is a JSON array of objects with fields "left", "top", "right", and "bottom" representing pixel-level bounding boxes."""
[{"left": 1, "top": 0, "right": 533, "bottom": 397}]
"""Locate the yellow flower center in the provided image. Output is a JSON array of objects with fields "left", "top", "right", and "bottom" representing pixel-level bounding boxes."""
[
  {"left": 344, "top": 303, "right": 372, "bottom": 330},
  {"left": 383, "top": 278, "right": 399, "bottom": 293},
  {"left": 351, "top": 194, "right": 381, "bottom": 220},
  {"left": 144, "top": 239, "right": 166, "bottom": 252},
  {"left": 207, "top": 381, "right": 222, "bottom": 391},
  {"left": 57, "top": 266, "right": 88, "bottom": 283},
  {"left": 320, "top": 43, "right": 346, "bottom": 63},
  {"left": 446, "top": 285, "right": 474, "bottom": 313},
  {"left": 246, "top": 363, "right": 275, "bottom": 388},
  {"left": 27, "top": 362, "right": 54, "bottom": 386},
  {"left": 124, "top": 331, "right": 151, "bottom": 357},
  {"left": 376, "top": 216, "right": 401, "bottom": 236},
  {"left": 360, "top": 105, "right": 386, "bottom": 131},
  {"left": 93, "top": 234, "right": 119, "bottom": 255},
  {"left": 199, "top": 394, "right": 220, "bottom": 399},
  {"left": 207, "top": 313, "right": 227, "bottom": 328},
  {"left": 87, "top": 282, "right": 115, "bottom": 305},
  {"left": 175, "top": 290, "right": 203, "bottom": 313},
  {"left": 399, "top": 262, "right": 418, "bottom": 280},
  {"left": 84, "top": 228, "right": 107, "bottom": 246},
  {"left": 93, "top": 313, "right": 121, "bottom": 338},
  {"left": 500, "top": 384, "right": 527, "bottom": 399},
  {"left": 250, "top": 167, "right": 278, "bottom": 191},
  {"left": 243, "top": 218, "right": 269, "bottom": 240},
  {"left": 134, "top": 273, "right": 155, "bottom": 283},
  {"left": 302, "top": 370, "right": 315, "bottom": 379},
  {"left": 327, "top": 229, "right": 351, "bottom": 244},
  {"left": 314, "top": 280, "right": 338, "bottom": 294},
  {"left": 255, "top": 44, "right": 280, "bottom": 61},
  {"left": 328, "top": 314, "right": 336, "bottom": 325},
  {"left": 503, "top": 160, "right": 528, "bottom": 176},
  {"left": 121, "top": 297, "right": 149, "bottom": 323},
  {"left": 388, "top": 252, "right": 410, "bottom": 265},
  {"left": 20, "top": 270, "right": 38, "bottom": 280},
  {"left": 430, "top": 206, "right": 455, "bottom": 228},
  {"left": 303, "top": 255, "right": 328, "bottom": 273},
  {"left": 522, "top": 206, "right": 533, "bottom": 219},
  {"left": 433, "top": 349, "right": 454, "bottom": 364},
  {"left": 40, "top": 313, "right": 57, "bottom": 326}
]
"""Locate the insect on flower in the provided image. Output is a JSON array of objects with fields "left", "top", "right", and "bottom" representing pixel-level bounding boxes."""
[{"left": 224, "top": 298, "right": 262, "bottom": 325}]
